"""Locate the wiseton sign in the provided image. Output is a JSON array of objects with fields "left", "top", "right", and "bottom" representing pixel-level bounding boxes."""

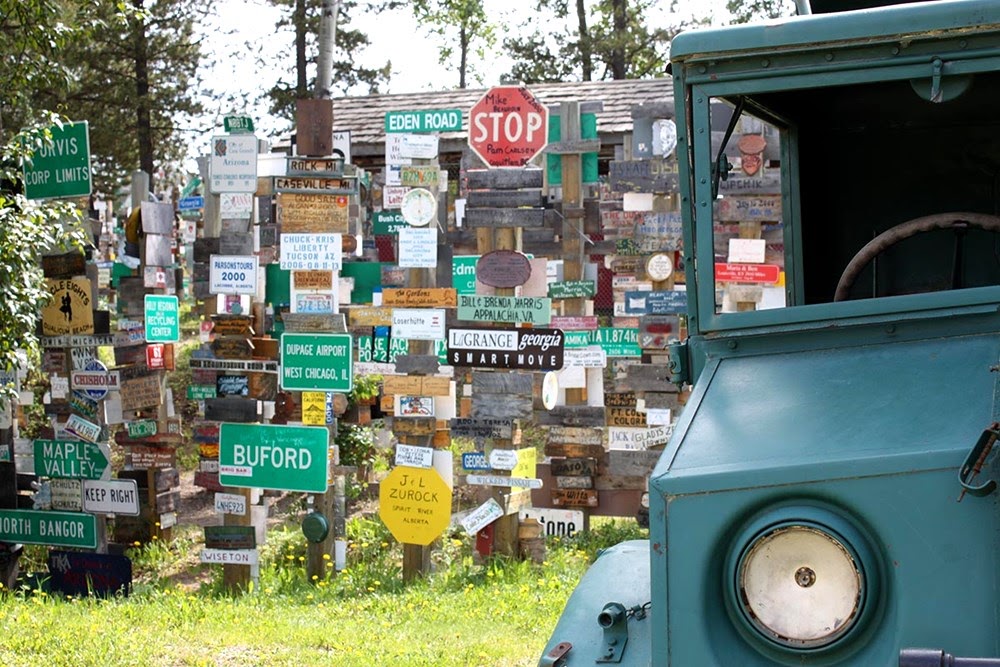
[{"left": 448, "top": 327, "right": 564, "bottom": 371}]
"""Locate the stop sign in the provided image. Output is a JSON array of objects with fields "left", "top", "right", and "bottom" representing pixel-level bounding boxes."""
[{"left": 468, "top": 86, "right": 549, "bottom": 168}]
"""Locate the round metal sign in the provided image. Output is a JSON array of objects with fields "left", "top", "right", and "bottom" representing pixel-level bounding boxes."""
[
  {"left": 646, "top": 253, "right": 674, "bottom": 282},
  {"left": 476, "top": 250, "right": 532, "bottom": 288},
  {"left": 542, "top": 371, "right": 559, "bottom": 410},
  {"left": 77, "top": 358, "right": 110, "bottom": 401},
  {"left": 401, "top": 187, "right": 437, "bottom": 226}
]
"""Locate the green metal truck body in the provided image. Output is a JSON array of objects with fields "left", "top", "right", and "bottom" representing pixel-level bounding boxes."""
[{"left": 540, "top": 1, "right": 1000, "bottom": 664}]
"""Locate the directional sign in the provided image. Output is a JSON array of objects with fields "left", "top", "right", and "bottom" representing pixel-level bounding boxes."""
[
  {"left": 23, "top": 121, "right": 92, "bottom": 200},
  {"left": 218, "top": 423, "right": 329, "bottom": 493},
  {"left": 280, "top": 333, "right": 353, "bottom": 392},
  {"left": 82, "top": 479, "right": 140, "bottom": 516},
  {"left": 0, "top": 509, "right": 97, "bottom": 548},
  {"left": 144, "top": 295, "right": 179, "bottom": 343},
  {"left": 468, "top": 86, "right": 549, "bottom": 168},
  {"left": 378, "top": 466, "right": 452, "bottom": 546},
  {"left": 34, "top": 439, "right": 109, "bottom": 480}
]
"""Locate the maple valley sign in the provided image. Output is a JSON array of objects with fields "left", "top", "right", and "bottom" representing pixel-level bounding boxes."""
[{"left": 447, "top": 327, "right": 564, "bottom": 371}]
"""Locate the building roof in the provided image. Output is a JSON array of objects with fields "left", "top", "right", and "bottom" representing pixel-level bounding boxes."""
[{"left": 330, "top": 78, "right": 674, "bottom": 158}]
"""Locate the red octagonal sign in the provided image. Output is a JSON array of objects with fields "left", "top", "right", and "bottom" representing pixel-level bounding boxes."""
[{"left": 468, "top": 86, "right": 549, "bottom": 168}]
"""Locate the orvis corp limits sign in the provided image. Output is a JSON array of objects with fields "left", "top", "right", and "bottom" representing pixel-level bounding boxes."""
[{"left": 219, "top": 423, "right": 329, "bottom": 493}]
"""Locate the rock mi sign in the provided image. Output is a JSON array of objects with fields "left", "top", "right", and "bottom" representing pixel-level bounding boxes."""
[{"left": 468, "top": 86, "right": 549, "bottom": 168}]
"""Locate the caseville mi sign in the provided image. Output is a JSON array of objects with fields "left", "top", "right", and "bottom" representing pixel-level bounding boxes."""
[{"left": 447, "top": 327, "right": 564, "bottom": 371}]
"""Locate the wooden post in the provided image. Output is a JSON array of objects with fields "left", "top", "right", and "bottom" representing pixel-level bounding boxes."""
[{"left": 222, "top": 486, "right": 253, "bottom": 591}]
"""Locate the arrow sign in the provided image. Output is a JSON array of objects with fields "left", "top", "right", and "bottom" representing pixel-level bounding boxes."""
[{"left": 33, "top": 439, "right": 109, "bottom": 480}]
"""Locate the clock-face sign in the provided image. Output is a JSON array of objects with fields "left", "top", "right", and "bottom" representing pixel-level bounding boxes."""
[{"left": 401, "top": 187, "right": 438, "bottom": 227}]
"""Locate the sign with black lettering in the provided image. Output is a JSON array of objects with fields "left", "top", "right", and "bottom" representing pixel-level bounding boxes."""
[{"left": 447, "top": 327, "right": 564, "bottom": 371}]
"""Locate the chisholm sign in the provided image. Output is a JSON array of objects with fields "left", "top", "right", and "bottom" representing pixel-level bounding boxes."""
[{"left": 447, "top": 327, "right": 564, "bottom": 371}]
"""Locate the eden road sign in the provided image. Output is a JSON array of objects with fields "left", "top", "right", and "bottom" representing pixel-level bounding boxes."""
[
  {"left": 280, "top": 333, "right": 353, "bottom": 392},
  {"left": 378, "top": 466, "right": 452, "bottom": 546},
  {"left": 144, "top": 295, "right": 179, "bottom": 342},
  {"left": 23, "top": 121, "right": 92, "bottom": 200},
  {"left": 385, "top": 108, "right": 463, "bottom": 133},
  {"left": 468, "top": 86, "right": 549, "bottom": 168},
  {"left": 219, "top": 423, "right": 329, "bottom": 493},
  {"left": 0, "top": 509, "right": 97, "bottom": 548}
]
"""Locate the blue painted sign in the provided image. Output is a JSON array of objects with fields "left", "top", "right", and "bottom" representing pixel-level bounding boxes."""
[
  {"left": 48, "top": 550, "right": 131, "bottom": 597},
  {"left": 462, "top": 452, "right": 490, "bottom": 471},
  {"left": 177, "top": 195, "right": 204, "bottom": 211},
  {"left": 624, "top": 289, "right": 688, "bottom": 315}
]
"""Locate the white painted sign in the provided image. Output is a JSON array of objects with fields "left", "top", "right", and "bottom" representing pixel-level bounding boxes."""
[
  {"left": 210, "top": 255, "right": 258, "bottom": 295},
  {"left": 397, "top": 227, "right": 437, "bottom": 268},
  {"left": 384, "top": 134, "right": 413, "bottom": 167},
  {"left": 50, "top": 479, "right": 82, "bottom": 512},
  {"left": 220, "top": 192, "right": 254, "bottom": 218},
  {"left": 728, "top": 238, "right": 767, "bottom": 264},
  {"left": 391, "top": 308, "right": 446, "bottom": 340},
  {"left": 607, "top": 426, "right": 673, "bottom": 450},
  {"left": 70, "top": 370, "right": 121, "bottom": 392},
  {"left": 200, "top": 548, "right": 259, "bottom": 565},
  {"left": 214, "top": 492, "right": 247, "bottom": 516},
  {"left": 399, "top": 133, "right": 439, "bottom": 159},
  {"left": 279, "top": 233, "right": 343, "bottom": 271},
  {"left": 461, "top": 498, "right": 504, "bottom": 535},
  {"left": 395, "top": 444, "right": 434, "bottom": 469},
  {"left": 210, "top": 134, "right": 258, "bottom": 193},
  {"left": 82, "top": 478, "right": 140, "bottom": 516},
  {"left": 489, "top": 449, "right": 519, "bottom": 471},
  {"left": 520, "top": 507, "right": 585, "bottom": 538},
  {"left": 646, "top": 408, "right": 672, "bottom": 426},
  {"left": 159, "top": 512, "right": 177, "bottom": 529},
  {"left": 383, "top": 184, "right": 407, "bottom": 207},
  {"left": 50, "top": 376, "right": 69, "bottom": 400},
  {"left": 465, "top": 474, "right": 543, "bottom": 489},
  {"left": 561, "top": 347, "right": 607, "bottom": 368}
]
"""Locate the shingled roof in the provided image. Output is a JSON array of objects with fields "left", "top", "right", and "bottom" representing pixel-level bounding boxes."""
[{"left": 329, "top": 78, "right": 674, "bottom": 159}]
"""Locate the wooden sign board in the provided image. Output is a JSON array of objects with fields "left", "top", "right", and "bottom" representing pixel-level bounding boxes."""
[
  {"left": 471, "top": 394, "right": 533, "bottom": 420},
  {"left": 544, "top": 442, "right": 605, "bottom": 459},
  {"left": 464, "top": 207, "right": 546, "bottom": 228},
  {"left": 607, "top": 449, "right": 661, "bottom": 477},
  {"left": 476, "top": 250, "right": 532, "bottom": 289},
  {"left": 277, "top": 193, "right": 349, "bottom": 233},
  {"left": 466, "top": 168, "right": 543, "bottom": 190},
  {"left": 274, "top": 176, "right": 353, "bottom": 195},
  {"left": 247, "top": 372, "right": 278, "bottom": 401},
  {"left": 127, "top": 445, "right": 176, "bottom": 469},
  {"left": 381, "top": 288, "right": 457, "bottom": 308},
  {"left": 534, "top": 405, "right": 607, "bottom": 428},
  {"left": 348, "top": 306, "right": 393, "bottom": 327},
  {"left": 292, "top": 270, "right": 334, "bottom": 290},
  {"left": 716, "top": 195, "right": 782, "bottom": 222},
  {"left": 556, "top": 476, "right": 594, "bottom": 489},
  {"left": 608, "top": 158, "right": 679, "bottom": 193},
  {"left": 211, "top": 315, "right": 254, "bottom": 337},
  {"left": 449, "top": 418, "right": 513, "bottom": 440},
  {"left": 42, "top": 252, "right": 86, "bottom": 278},
  {"left": 605, "top": 392, "right": 637, "bottom": 408},
  {"left": 383, "top": 375, "right": 451, "bottom": 397},
  {"left": 550, "top": 457, "right": 598, "bottom": 477},
  {"left": 471, "top": 371, "right": 533, "bottom": 395},
  {"left": 119, "top": 374, "right": 163, "bottom": 412},
  {"left": 551, "top": 488, "right": 599, "bottom": 508},
  {"left": 607, "top": 407, "right": 647, "bottom": 427},
  {"left": 548, "top": 426, "right": 604, "bottom": 446},
  {"left": 392, "top": 416, "right": 436, "bottom": 436},
  {"left": 204, "top": 397, "right": 259, "bottom": 423},
  {"left": 204, "top": 525, "right": 256, "bottom": 550},
  {"left": 296, "top": 98, "right": 334, "bottom": 156},
  {"left": 212, "top": 336, "right": 254, "bottom": 360}
]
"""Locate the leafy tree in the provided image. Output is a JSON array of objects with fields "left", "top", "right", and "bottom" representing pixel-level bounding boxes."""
[
  {"left": 263, "top": 0, "right": 394, "bottom": 128},
  {"left": 726, "top": 0, "right": 796, "bottom": 24},
  {"left": 503, "top": 0, "right": 693, "bottom": 84},
  {"left": 410, "top": 0, "right": 495, "bottom": 89}
]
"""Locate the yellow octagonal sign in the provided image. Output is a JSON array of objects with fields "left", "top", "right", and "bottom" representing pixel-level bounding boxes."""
[{"left": 379, "top": 466, "right": 452, "bottom": 546}]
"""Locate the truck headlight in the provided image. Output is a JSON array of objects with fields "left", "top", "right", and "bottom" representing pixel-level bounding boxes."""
[{"left": 726, "top": 504, "right": 881, "bottom": 654}]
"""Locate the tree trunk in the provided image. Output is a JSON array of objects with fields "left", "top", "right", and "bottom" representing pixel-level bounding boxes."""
[
  {"left": 459, "top": 21, "right": 469, "bottom": 89},
  {"left": 315, "top": 0, "right": 341, "bottom": 99},
  {"left": 611, "top": 0, "right": 627, "bottom": 79},
  {"left": 295, "top": 0, "right": 307, "bottom": 97},
  {"left": 576, "top": 0, "right": 592, "bottom": 81},
  {"left": 133, "top": 0, "right": 153, "bottom": 191}
]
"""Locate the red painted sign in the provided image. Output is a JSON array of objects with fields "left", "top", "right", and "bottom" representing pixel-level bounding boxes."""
[
  {"left": 468, "top": 86, "right": 549, "bottom": 168},
  {"left": 550, "top": 315, "right": 599, "bottom": 331},
  {"left": 714, "top": 263, "right": 781, "bottom": 284}
]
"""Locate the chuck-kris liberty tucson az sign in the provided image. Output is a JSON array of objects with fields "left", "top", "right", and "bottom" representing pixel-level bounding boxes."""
[{"left": 447, "top": 327, "right": 564, "bottom": 371}]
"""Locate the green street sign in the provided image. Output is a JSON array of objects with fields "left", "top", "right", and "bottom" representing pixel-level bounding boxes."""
[
  {"left": 385, "top": 108, "right": 463, "bottom": 133},
  {"left": 0, "top": 509, "right": 97, "bottom": 548},
  {"left": 33, "top": 439, "right": 109, "bottom": 480},
  {"left": 23, "top": 121, "right": 92, "bottom": 200},
  {"left": 373, "top": 210, "right": 407, "bottom": 235},
  {"left": 280, "top": 333, "right": 353, "bottom": 392},
  {"left": 224, "top": 114, "right": 255, "bottom": 133},
  {"left": 144, "top": 295, "right": 179, "bottom": 342},
  {"left": 219, "top": 423, "right": 329, "bottom": 492},
  {"left": 452, "top": 255, "right": 479, "bottom": 295},
  {"left": 187, "top": 385, "right": 217, "bottom": 400},
  {"left": 548, "top": 280, "right": 597, "bottom": 299},
  {"left": 589, "top": 327, "right": 641, "bottom": 357}
]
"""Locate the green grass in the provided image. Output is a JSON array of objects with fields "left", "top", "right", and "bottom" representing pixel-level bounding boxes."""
[{"left": 0, "top": 517, "right": 647, "bottom": 666}]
